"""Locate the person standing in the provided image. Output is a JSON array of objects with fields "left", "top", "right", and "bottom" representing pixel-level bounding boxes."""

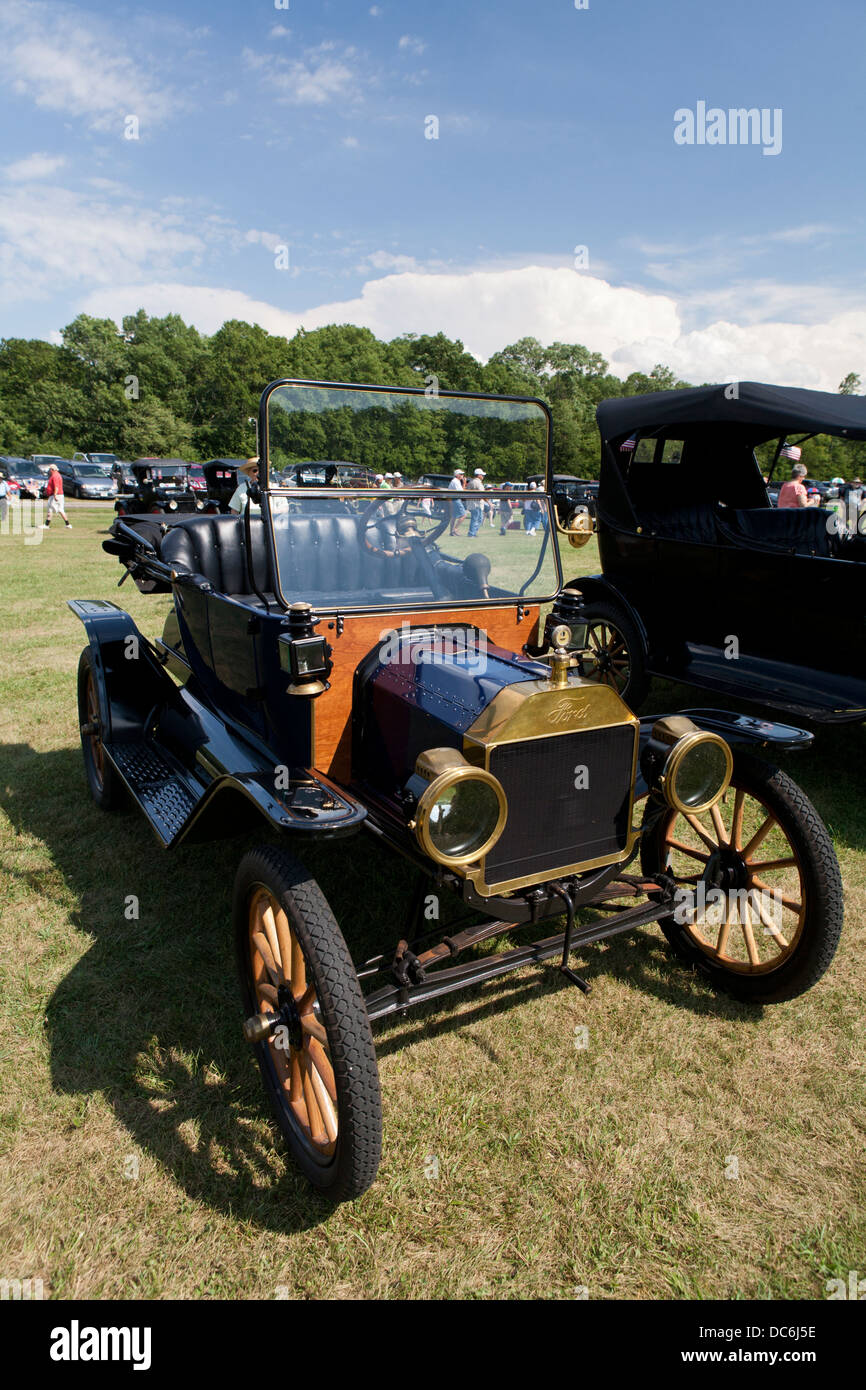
[
  {"left": 44, "top": 464, "right": 72, "bottom": 528},
  {"left": 448, "top": 468, "right": 467, "bottom": 535},
  {"left": 777, "top": 462, "right": 812, "bottom": 509},
  {"left": 498, "top": 482, "right": 513, "bottom": 536},
  {"left": 228, "top": 458, "right": 261, "bottom": 514},
  {"left": 0, "top": 472, "right": 8, "bottom": 527},
  {"left": 466, "top": 468, "right": 486, "bottom": 538}
]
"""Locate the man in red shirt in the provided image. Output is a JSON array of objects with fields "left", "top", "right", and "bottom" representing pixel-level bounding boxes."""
[
  {"left": 777, "top": 462, "right": 811, "bottom": 509},
  {"left": 44, "top": 464, "right": 71, "bottom": 528}
]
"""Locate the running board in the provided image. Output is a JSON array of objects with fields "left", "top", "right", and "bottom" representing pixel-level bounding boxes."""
[{"left": 105, "top": 741, "right": 203, "bottom": 847}]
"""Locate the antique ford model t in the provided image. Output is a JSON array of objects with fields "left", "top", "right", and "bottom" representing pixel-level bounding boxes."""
[
  {"left": 69, "top": 381, "right": 843, "bottom": 1200},
  {"left": 569, "top": 382, "right": 866, "bottom": 722},
  {"left": 114, "top": 459, "right": 204, "bottom": 517}
]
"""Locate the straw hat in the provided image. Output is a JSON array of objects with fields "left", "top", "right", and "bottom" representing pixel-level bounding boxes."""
[{"left": 238, "top": 457, "right": 260, "bottom": 477}]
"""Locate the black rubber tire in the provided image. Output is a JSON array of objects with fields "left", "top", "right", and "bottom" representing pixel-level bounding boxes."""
[
  {"left": 233, "top": 846, "right": 382, "bottom": 1201},
  {"left": 76, "top": 646, "right": 123, "bottom": 810},
  {"left": 641, "top": 750, "right": 844, "bottom": 1003},
  {"left": 574, "top": 596, "right": 650, "bottom": 709}
]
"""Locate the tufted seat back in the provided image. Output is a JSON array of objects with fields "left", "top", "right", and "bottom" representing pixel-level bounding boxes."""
[{"left": 729, "top": 507, "right": 835, "bottom": 557}]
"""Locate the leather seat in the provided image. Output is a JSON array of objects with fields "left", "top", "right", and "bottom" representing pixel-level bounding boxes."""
[
  {"left": 729, "top": 507, "right": 835, "bottom": 557},
  {"left": 158, "top": 511, "right": 441, "bottom": 607}
]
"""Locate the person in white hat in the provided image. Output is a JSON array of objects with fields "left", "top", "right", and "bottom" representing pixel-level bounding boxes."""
[
  {"left": 228, "top": 458, "right": 260, "bottom": 515},
  {"left": 43, "top": 463, "right": 71, "bottom": 528},
  {"left": 448, "top": 467, "right": 466, "bottom": 535},
  {"left": 466, "top": 467, "right": 486, "bottom": 538}
]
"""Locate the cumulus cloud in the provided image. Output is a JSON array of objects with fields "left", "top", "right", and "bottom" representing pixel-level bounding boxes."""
[
  {"left": 0, "top": 0, "right": 180, "bottom": 131},
  {"left": 75, "top": 264, "right": 866, "bottom": 391},
  {"left": 3, "top": 152, "right": 66, "bottom": 181},
  {"left": 0, "top": 185, "right": 205, "bottom": 304},
  {"left": 398, "top": 35, "right": 426, "bottom": 55},
  {"left": 242, "top": 43, "right": 360, "bottom": 105}
]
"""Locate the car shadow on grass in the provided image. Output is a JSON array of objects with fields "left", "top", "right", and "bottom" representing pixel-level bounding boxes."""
[{"left": 2, "top": 717, "right": 859, "bottom": 1229}]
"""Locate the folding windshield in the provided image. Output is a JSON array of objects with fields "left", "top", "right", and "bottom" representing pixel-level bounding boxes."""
[
  {"left": 263, "top": 381, "right": 550, "bottom": 484},
  {"left": 260, "top": 381, "right": 556, "bottom": 611}
]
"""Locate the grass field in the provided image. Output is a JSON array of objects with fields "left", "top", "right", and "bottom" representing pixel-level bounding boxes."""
[{"left": 0, "top": 504, "right": 864, "bottom": 1300}]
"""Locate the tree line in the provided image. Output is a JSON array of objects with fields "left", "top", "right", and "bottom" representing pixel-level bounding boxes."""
[{"left": 0, "top": 311, "right": 862, "bottom": 480}]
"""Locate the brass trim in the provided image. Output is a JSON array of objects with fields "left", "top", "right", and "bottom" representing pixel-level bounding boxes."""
[
  {"left": 412, "top": 752, "right": 508, "bottom": 869},
  {"left": 660, "top": 730, "right": 734, "bottom": 815},
  {"left": 457, "top": 677, "right": 641, "bottom": 897}
]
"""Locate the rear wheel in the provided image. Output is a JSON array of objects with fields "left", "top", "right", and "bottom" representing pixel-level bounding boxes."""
[
  {"left": 575, "top": 597, "right": 649, "bottom": 708},
  {"left": 641, "top": 750, "right": 843, "bottom": 1002},
  {"left": 77, "top": 647, "right": 122, "bottom": 810},
  {"left": 234, "top": 846, "right": 382, "bottom": 1201}
]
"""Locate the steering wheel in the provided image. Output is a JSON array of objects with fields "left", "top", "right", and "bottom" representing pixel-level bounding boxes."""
[{"left": 360, "top": 496, "right": 449, "bottom": 556}]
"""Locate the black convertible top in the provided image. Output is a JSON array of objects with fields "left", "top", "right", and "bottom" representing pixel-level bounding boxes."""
[{"left": 597, "top": 382, "right": 866, "bottom": 443}]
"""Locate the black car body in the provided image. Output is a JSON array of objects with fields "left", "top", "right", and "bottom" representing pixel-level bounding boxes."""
[
  {"left": 59, "top": 459, "right": 118, "bottom": 500},
  {"left": 568, "top": 381, "right": 866, "bottom": 723},
  {"left": 114, "top": 460, "right": 203, "bottom": 516},
  {"left": 202, "top": 458, "right": 247, "bottom": 513},
  {"left": 68, "top": 377, "right": 844, "bottom": 1200}
]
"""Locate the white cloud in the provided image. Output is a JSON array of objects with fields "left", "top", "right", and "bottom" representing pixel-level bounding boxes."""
[
  {"left": 0, "top": 0, "right": 180, "bottom": 131},
  {"left": 242, "top": 44, "right": 359, "bottom": 105},
  {"left": 342, "top": 135, "right": 360, "bottom": 149},
  {"left": 0, "top": 185, "right": 205, "bottom": 304},
  {"left": 398, "top": 35, "right": 426, "bottom": 55},
  {"left": 364, "top": 250, "right": 419, "bottom": 272},
  {"left": 269, "top": 24, "right": 291, "bottom": 39},
  {"left": 370, "top": 6, "right": 382, "bottom": 15},
  {"left": 75, "top": 264, "right": 866, "bottom": 391},
  {"left": 245, "top": 228, "right": 285, "bottom": 253},
  {"left": 4, "top": 152, "right": 66, "bottom": 182}
]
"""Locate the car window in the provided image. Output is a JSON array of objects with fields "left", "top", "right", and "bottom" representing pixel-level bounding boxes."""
[
  {"left": 660, "top": 440, "right": 684, "bottom": 464},
  {"left": 267, "top": 487, "right": 561, "bottom": 613}
]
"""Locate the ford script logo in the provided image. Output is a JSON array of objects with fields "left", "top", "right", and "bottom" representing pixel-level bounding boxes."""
[{"left": 548, "top": 697, "right": 587, "bottom": 725}]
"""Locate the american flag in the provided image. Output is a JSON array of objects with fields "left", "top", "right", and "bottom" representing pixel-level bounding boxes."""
[
  {"left": 620, "top": 436, "right": 637, "bottom": 452},
  {"left": 780, "top": 443, "right": 802, "bottom": 461}
]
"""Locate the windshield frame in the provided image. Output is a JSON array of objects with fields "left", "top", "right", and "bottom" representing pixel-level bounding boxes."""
[
  {"left": 263, "top": 484, "right": 563, "bottom": 615},
  {"left": 257, "top": 378, "right": 559, "bottom": 614}
]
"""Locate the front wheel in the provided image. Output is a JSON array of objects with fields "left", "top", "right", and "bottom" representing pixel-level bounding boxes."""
[
  {"left": 77, "top": 647, "right": 122, "bottom": 810},
  {"left": 574, "top": 597, "right": 649, "bottom": 708},
  {"left": 234, "top": 846, "right": 382, "bottom": 1201},
  {"left": 641, "top": 751, "right": 843, "bottom": 1003}
]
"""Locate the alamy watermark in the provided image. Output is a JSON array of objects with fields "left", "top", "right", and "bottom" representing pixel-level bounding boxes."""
[
  {"left": 674, "top": 102, "right": 782, "bottom": 157},
  {"left": 673, "top": 883, "right": 783, "bottom": 932},
  {"left": 379, "top": 622, "right": 488, "bottom": 674}
]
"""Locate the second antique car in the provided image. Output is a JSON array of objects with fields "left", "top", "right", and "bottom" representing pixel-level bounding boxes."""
[
  {"left": 69, "top": 379, "right": 844, "bottom": 1201},
  {"left": 114, "top": 459, "right": 204, "bottom": 516},
  {"left": 566, "top": 382, "right": 866, "bottom": 722}
]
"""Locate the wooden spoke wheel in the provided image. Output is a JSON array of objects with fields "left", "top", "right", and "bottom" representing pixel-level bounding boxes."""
[
  {"left": 575, "top": 598, "right": 649, "bottom": 708},
  {"left": 76, "top": 647, "right": 121, "bottom": 810},
  {"left": 233, "top": 846, "right": 382, "bottom": 1201},
  {"left": 641, "top": 750, "right": 843, "bottom": 1003}
]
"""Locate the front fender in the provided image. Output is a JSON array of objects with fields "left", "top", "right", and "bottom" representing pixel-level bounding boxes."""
[
  {"left": 67, "top": 599, "right": 177, "bottom": 742},
  {"left": 563, "top": 572, "right": 650, "bottom": 653},
  {"left": 633, "top": 706, "right": 812, "bottom": 800}
]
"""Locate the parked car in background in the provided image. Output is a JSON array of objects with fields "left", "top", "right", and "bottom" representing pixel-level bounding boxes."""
[
  {"left": 528, "top": 472, "right": 599, "bottom": 524},
  {"left": 0, "top": 455, "right": 47, "bottom": 498},
  {"left": 569, "top": 381, "right": 866, "bottom": 723},
  {"left": 202, "top": 458, "right": 247, "bottom": 513},
  {"left": 114, "top": 459, "right": 202, "bottom": 516},
  {"left": 109, "top": 461, "right": 137, "bottom": 491},
  {"left": 73, "top": 451, "right": 120, "bottom": 471},
  {"left": 188, "top": 463, "right": 207, "bottom": 500},
  {"left": 30, "top": 453, "right": 68, "bottom": 475},
  {"left": 57, "top": 459, "right": 118, "bottom": 499}
]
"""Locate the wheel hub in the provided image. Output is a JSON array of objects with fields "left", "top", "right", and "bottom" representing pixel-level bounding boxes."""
[
  {"left": 277, "top": 983, "right": 304, "bottom": 1052},
  {"left": 704, "top": 847, "right": 749, "bottom": 893}
]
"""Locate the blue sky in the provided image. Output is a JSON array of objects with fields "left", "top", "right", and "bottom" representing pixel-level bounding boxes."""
[{"left": 0, "top": 0, "right": 864, "bottom": 386}]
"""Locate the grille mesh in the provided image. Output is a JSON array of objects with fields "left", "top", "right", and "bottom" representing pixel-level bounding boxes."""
[{"left": 483, "top": 725, "right": 635, "bottom": 887}]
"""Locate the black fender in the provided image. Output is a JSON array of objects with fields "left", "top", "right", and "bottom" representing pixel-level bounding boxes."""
[
  {"left": 68, "top": 599, "right": 179, "bottom": 743},
  {"left": 562, "top": 572, "right": 650, "bottom": 656},
  {"left": 633, "top": 706, "right": 812, "bottom": 801}
]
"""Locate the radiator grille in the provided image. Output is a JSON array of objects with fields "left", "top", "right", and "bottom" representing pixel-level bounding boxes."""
[{"left": 483, "top": 725, "right": 636, "bottom": 888}]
